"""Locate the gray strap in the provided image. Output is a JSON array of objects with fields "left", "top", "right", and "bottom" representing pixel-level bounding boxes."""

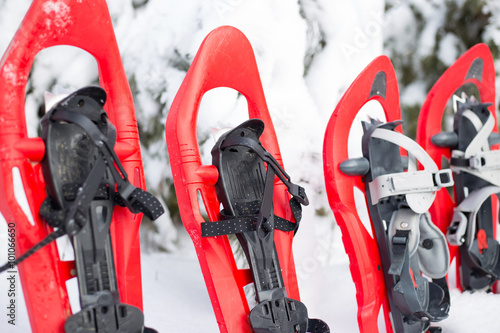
[
  {"left": 368, "top": 128, "right": 453, "bottom": 213},
  {"left": 388, "top": 209, "right": 449, "bottom": 279},
  {"left": 447, "top": 186, "right": 500, "bottom": 246},
  {"left": 417, "top": 212, "right": 450, "bottom": 279}
]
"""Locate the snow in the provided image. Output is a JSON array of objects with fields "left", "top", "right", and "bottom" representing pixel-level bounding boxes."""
[
  {"left": 438, "top": 33, "right": 462, "bottom": 66},
  {"left": 1, "top": 0, "right": 500, "bottom": 332}
]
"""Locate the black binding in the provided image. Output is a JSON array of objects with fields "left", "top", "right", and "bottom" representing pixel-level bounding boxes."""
[
  {"left": 1, "top": 87, "right": 164, "bottom": 333},
  {"left": 204, "top": 119, "right": 329, "bottom": 333}
]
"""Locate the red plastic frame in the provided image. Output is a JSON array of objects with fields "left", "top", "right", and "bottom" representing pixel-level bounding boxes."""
[
  {"left": 323, "top": 56, "right": 401, "bottom": 333},
  {"left": 416, "top": 43, "right": 498, "bottom": 290},
  {"left": 0, "top": 1, "right": 146, "bottom": 331},
  {"left": 166, "top": 26, "right": 301, "bottom": 333}
]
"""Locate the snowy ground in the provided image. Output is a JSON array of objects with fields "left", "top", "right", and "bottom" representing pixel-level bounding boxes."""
[{"left": 1, "top": 0, "right": 500, "bottom": 332}]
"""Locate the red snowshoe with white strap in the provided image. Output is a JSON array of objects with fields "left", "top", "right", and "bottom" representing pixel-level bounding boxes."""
[
  {"left": 324, "top": 56, "right": 452, "bottom": 333},
  {"left": 416, "top": 43, "right": 500, "bottom": 292}
]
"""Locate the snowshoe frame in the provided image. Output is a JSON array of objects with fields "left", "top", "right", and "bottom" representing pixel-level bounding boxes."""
[
  {"left": 323, "top": 55, "right": 400, "bottom": 333},
  {"left": 324, "top": 56, "right": 451, "bottom": 332},
  {"left": 0, "top": 1, "right": 149, "bottom": 331},
  {"left": 416, "top": 43, "right": 499, "bottom": 291},
  {"left": 166, "top": 26, "right": 305, "bottom": 333}
]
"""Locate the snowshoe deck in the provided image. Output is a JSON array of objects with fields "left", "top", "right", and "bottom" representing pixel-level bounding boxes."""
[
  {"left": 416, "top": 44, "right": 500, "bottom": 291},
  {"left": 166, "top": 26, "right": 327, "bottom": 332},
  {"left": 323, "top": 56, "right": 452, "bottom": 332},
  {"left": 0, "top": 1, "right": 154, "bottom": 331}
]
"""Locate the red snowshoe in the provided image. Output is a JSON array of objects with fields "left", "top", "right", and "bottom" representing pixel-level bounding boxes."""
[
  {"left": 0, "top": 1, "right": 160, "bottom": 331},
  {"left": 166, "top": 26, "right": 328, "bottom": 333},
  {"left": 416, "top": 43, "right": 500, "bottom": 292},
  {"left": 323, "top": 56, "right": 452, "bottom": 333}
]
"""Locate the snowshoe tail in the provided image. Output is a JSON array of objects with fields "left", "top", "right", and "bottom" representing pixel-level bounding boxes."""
[
  {"left": 416, "top": 43, "right": 500, "bottom": 291},
  {"left": 0, "top": 1, "right": 156, "bottom": 331},
  {"left": 324, "top": 56, "right": 452, "bottom": 332},
  {"left": 166, "top": 26, "right": 328, "bottom": 333}
]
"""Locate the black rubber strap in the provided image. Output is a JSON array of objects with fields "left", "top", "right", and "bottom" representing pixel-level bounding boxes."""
[
  {"left": 202, "top": 194, "right": 303, "bottom": 238},
  {"left": 53, "top": 108, "right": 164, "bottom": 222},
  {"left": 388, "top": 229, "right": 409, "bottom": 276},
  {"left": 39, "top": 198, "right": 66, "bottom": 228},
  {"left": 51, "top": 108, "right": 108, "bottom": 145},
  {"left": 0, "top": 228, "right": 66, "bottom": 273},
  {"left": 201, "top": 215, "right": 298, "bottom": 237},
  {"left": 450, "top": 156, "right": 470, "bottom": 167},
  {"left": 256, "top": 166, "right": 277, "bottom": 239},
  {"left": 289, "top": 197, "right": 302, "bottom": 235},
  {"left": 0, "top": 107, "right": 165, "bottom": 274},
  {"left": 221, "top": 135, "right": 308, "bottom": 205},
  {"left": 114, "top": 188, "right": 164, "bottom": 221}
]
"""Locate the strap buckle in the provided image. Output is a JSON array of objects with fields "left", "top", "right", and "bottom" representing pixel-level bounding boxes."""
[
  {"left": 289, "top": 184, "right": 309, "bottom": 205},
  {"left": 469, "top": 150, "right": 500, "bottom": 170},
  {"left": 446, "top": 210, "right": 467, "bottom": 246},
  {"left": 434, "top": 169, "right": 453, "bottom": 187}
]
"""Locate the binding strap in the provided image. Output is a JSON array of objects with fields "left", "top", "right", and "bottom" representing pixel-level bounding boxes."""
[
  {"left": 450, "top": 110, "right": 500, "bottom": 186},
  {"left": 388, "top": 209, "right": 450, "bottom": 322},
  {"left": 220, "top": 135, "right": 308, "bottom": 205},
  {"left": 368, "top": 128, "right": 453, "bottom": 214},
  {"left": 202, "top": 198, "right": 303, "bottom": 237},
  {"left": 447, "top": 185, "right": 500, "bottom": 246},
  {"left": 202, "top": 134, "right": 307, "bottom": 238},
  {"left": 50, "top": 108, "right": 164, "bottom": 221},
  {"left": 0, "top": 106, "right": 164, "bottom": 274}
]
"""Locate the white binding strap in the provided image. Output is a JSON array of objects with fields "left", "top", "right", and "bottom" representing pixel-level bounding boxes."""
[
  {"left": 451, "top": 111, "right": 500, "bottom": 185},
  {"left": 463, "top": 110, "right": 492, "bottom": 158},
  {"left": 368, "top": 128, "right": 454, "bottom": 214},
  {"left": 446, "top": 185, "right": 500, "bottom": 246}
]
